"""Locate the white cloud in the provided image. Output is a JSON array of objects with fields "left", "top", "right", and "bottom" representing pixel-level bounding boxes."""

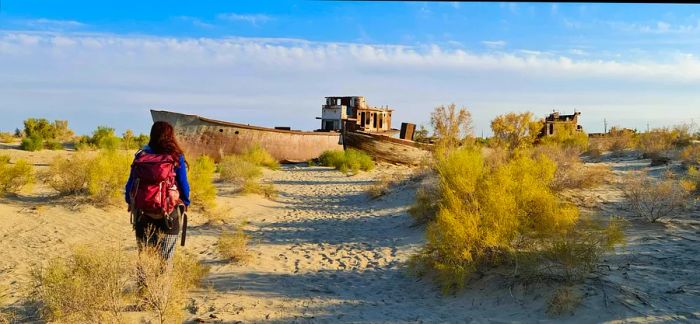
[
  {"left": 482, "top": 40, "right": 507, "bottom": 49},
  {"left": 0, "top": 31, "right": 699, "bottom": 135},
  {"left": 217, "top": 13, "right": 273, "bottom": 26},
  {"left": 20, "top": 18, "right": 85, "bottom": 30}
]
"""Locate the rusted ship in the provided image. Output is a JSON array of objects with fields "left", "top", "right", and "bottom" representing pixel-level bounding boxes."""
[
  {"left": 321, "top": 96, "right": 432, "bottom": 165},
  {"left": 152, "top": 96, "right": 431, "bottom": 165},
  {"left": 151, "top": 110, "right": 342, "bottom": 163}
]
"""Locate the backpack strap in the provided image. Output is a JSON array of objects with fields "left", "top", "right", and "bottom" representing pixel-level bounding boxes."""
[{"left": 180, "top": 205, "right": 188, "bottom": 246}]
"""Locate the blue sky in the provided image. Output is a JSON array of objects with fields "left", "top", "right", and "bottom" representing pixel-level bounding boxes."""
[{"left": 1, "top": 1, "right": 699, "bottom": 135}]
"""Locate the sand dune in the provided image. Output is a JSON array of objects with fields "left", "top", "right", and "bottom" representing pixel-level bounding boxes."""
[{"left": 1, "top": 147, "right": 698, "bottom": 322}]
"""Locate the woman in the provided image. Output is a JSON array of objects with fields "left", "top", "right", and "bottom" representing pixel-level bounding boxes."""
[{"left": 125, "top": 121, "right": 190, "bottom": 267}]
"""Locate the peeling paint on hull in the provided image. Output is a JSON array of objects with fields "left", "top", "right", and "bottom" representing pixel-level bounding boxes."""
[{"left": 151, "top": 110, "right": 343, "bottom": 163}]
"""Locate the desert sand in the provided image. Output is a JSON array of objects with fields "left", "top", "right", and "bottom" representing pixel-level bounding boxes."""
[{"left": 1, "top": 145, "right": 699, "bottom": 323}]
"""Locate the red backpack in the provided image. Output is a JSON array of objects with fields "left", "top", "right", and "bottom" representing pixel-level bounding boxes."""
[{"left": 129, "top": 151, "right": 180, "bottom": 218}]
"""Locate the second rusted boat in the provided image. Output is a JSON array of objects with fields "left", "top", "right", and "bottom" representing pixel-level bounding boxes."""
[{"left": 342, "top": 130, "right": 431, "bottom": 165}]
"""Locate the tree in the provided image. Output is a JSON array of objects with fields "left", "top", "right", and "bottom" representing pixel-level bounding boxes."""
[
  {"left": 490, "top": 112, "right": 542, "bottom": 150},
  {"left": 430, "top": 104, "right": 473, "bottom": 151}
]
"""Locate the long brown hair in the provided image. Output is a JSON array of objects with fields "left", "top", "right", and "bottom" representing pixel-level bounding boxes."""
[{"left": 148, "top": 121, "right": 185, "bottom": 159}]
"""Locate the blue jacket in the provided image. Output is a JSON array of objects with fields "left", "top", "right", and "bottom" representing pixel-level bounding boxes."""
[{"left": 125, "top": 146, "right": 191, "bottom": 206}]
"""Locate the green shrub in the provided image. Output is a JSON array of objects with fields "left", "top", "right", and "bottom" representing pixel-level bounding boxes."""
[
  {"left": 189, "top": 155, "right": 217, "bottom": 210},
  {"left": 32, "top": 246, "right": 129, "bottom": 323},
  {"left": 86, "top": 151, "right": 131, "bottom": 205},
  {"left": 19, "top": 119, "right": 73, "bottom": 151},
  {"left": 410, "top": 147, "right": 621, "bottom": 293},
  {"left": 23, "top": 118, "right": 57, "bottom": 140},
  {"left": 20, "top": 135, "right": 44, "bottom": 151},
  {"left": 46, "top": 154, "right": 92, "bottom": 195},
  {"left": 241, "top": 145, "right": 279, "bottom": 170},
  {"left": 121, "top": 130, "right": 149, "bottom": 150},
  {"left": 319, "top": 149, "right": 374, "bottom": 175},
  {"left": 44, "top": 140, "right": 63, "bottom": 150},
  {"left": 0, "top": 158, "right": 34, "bottom": 196}
]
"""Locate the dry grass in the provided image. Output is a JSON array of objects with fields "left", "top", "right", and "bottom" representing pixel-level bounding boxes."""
[
  {"left": 32, "top": 246, "right": 130, "bottom": 323},
  {"left": 367, "top": 174, "right": 394, "bottom": 199},
  {"left": 45, "top": 154, "right": 92, "bottom": 195},
  {"left": 547, "top": 287, "right": 582, "bottom": 316},
  {"left": 218, "top": 147, "right": 278, "bottom": 198},
  {"left": 681, "top": 145, "right": 700, "bottom": 167},
  {"left": 202, "top": 206, "right": 234, "bottom": 225},
  {"left": 408, "top": 180, "right": 440, "bottom": 225},
  {"left": 217, "top": 229, "right": 250, "bottom": 263},
  {"left": 0, "top": 132, "right": 16, "bottom": 143},
  {"left": 622, "top": 171, "right": 691, "bottom": 222},
  {"left": 686, "top": 167, "right": 700, "bottom": 196},
  {"left": 43, "top": 150, "right": 131, "bottom": 206},
  {"left": 0, "top": 287, "right": 15, "bottom": 324},
  {"left": 533, "top": 145, "right": 611, "bottom": 191},
  {"left": 0, "top": 156, "right": 35, "bottom": 196},
  {"left": 137, "top": 247, "right": 209, "bottom": 324}
]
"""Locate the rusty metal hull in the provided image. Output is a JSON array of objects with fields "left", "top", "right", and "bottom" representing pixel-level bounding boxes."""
[
  {"left": 151, "top": 110, "right": 343, "bottom": 163},
  {"left": 342, "top": 131, "right": 432, "bottom": 165}
]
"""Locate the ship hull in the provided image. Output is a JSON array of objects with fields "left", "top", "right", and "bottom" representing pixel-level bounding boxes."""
[
  {"left": 342, "top": 131, "right": 431, "bottom": 165},
  {"left": 151, "top": 110, "right": 343, "bottom": 163}
]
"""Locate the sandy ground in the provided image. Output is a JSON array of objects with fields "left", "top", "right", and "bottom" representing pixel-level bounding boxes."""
[{"left": 1, "top": 146, "right": 699, "bottom": 323}]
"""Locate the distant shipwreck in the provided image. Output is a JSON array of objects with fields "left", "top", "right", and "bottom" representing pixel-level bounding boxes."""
[{"left": 151, "top": 96, "right": 430, "bottom": 165}]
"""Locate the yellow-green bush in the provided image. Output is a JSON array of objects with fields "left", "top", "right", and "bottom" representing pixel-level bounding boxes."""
[
  {"left": 410, "top": 147, "right": 621, "bottom": 293},
  {"left": 681, "top": 145, "right": 700, "bottom": 166},
  {"left": 219, "top": 155, "right": 262, "bottom": 184},
  {"left": 189, "top": 155, "right": 217, "bottom": 210},
  {"left": 685, "top": 167, "right": 700, "bottom": 195},
  {"left": 217, "top": 229, "right": 250, "bottom": 262},
  {"left": 241, "top": 144, "right": 279, "bottom": 170},
  {"left": 0, "top": 157, "right": 34, "bottom": 196},
  {"left": 86, "top": 151, "right": 131, "bottom": 205},
  {"left": 0, "top": 132, "right": 15, "bottom": 143},
  {"left": 32, "top": 246, "right": 129, "bottom": 323},
  {"left": 319, "top": 149, "right": 374, "bottom": 175},
  {"left": 539, "top": 124, "right": 589, "bottom": 152},
  {"left": 46, "top": 154, "right": 92, "bottom": 195}
]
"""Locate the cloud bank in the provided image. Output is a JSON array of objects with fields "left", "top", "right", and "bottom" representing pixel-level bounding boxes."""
[{"left": 0, "top": 31, "right": 698, "bottom": 135}]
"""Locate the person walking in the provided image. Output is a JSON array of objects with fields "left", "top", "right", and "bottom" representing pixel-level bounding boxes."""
[{"left": 125, "top": 121, "right": 190, "bottom": 269}]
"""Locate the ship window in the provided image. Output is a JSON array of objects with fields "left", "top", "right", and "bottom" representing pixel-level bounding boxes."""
[
  {"left": 219, "top": 129, "right": 224, "bottom": 132},
  {"left": 234, "top": 130, "right": 239, "bottom": 135}
]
